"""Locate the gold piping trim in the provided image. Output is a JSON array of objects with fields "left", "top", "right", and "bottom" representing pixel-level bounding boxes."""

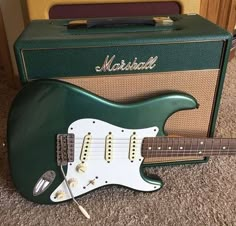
[{"left": 26, "top": 69, "right": 220, "bottom": 82}]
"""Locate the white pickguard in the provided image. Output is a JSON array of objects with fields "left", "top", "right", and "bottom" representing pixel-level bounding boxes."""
[{"left": 50, "top": 119, "right": 161, "bottom": 202}]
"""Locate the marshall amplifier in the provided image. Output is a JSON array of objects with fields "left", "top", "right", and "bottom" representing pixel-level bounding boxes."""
[{"left": 14, "top": 14, "right": 232, "bottom": 166}]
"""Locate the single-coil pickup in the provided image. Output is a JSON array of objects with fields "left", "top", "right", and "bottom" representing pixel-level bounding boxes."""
[
  {"left": 105, "top": 134, "right": 113, "bottom": 162},
  {"left": 80, "top": 133, "right": 92, "bottom": 161},
  {"left": 129, "top": 133, "right": 137, "bottom": 161}
]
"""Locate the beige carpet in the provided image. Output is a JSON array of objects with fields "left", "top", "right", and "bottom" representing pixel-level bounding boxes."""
[{"left": 0, "top": 57, "right": 236, "bottom": 226}]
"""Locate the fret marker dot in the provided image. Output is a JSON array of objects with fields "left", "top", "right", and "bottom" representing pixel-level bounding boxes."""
[
  {"left": 199, "top": 151, "right": 202, "bottom": 154},
  {"left": 148, "top": 147, "right": 152, "bottom": 150},
  {"left": 222, "top": 146, "right": 226, "bottom": 150},
  {"left": 168, "top": 147, "right": 172, "bottom": 150},
  {"left": 158, "top": 147, "right": 161, "bottom": 150},
  {"left": 180, "top": 147, "right": 183, "bottom": 150},
  {"left": 200, "top": 141, "right": 204, "bottom": 145}
]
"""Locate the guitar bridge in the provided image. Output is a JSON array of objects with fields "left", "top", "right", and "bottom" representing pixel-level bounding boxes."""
[{"left": 56, "top": 134, "right": 75, "bottom": 166}]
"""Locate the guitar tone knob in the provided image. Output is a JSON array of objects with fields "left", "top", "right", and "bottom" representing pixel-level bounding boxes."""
[
  {"left": 76, "top": 163, "right": 87, "bottom": 173},
  {"left": 68, "top": 178, "right": 78, "bottom": 188},
  {"left": 54, "top": 191, "right": 65, "bottom": 200}
]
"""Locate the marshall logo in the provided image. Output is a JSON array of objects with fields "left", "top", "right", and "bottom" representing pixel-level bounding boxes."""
[{"left": 95, "top": 55, "right": 158, "bottom": 73}]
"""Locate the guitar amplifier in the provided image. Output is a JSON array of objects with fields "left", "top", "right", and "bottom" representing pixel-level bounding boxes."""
[{"left": 14, "top": 14, "right": 232, "bottom": 166}]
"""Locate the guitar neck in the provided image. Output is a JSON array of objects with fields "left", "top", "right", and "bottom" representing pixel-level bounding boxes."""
[{"left": 141, "top": 137, "right": 236, "bottom": 158}]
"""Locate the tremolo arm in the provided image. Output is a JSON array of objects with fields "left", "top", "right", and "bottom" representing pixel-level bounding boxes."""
[{"left": 56, "top": 134, "right": 90, "bottom": 219}]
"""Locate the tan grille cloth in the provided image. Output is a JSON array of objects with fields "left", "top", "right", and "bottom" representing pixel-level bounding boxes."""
[{"left": 59, "top": 69, "right": 219, "bottom": 164}]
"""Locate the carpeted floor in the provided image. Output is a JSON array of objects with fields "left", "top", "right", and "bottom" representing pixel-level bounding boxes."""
[{"left": 0, "top": 57, "right": 236, "bottom": 226}]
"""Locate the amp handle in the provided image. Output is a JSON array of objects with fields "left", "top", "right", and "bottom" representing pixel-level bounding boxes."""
[{"left": 67, "top": 16, "right": 174, "bottom": 29}]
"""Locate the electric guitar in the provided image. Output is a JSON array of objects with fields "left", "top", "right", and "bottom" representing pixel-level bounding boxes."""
[{"left": 7, "top": 80, "right": 236, "bottom": 208}]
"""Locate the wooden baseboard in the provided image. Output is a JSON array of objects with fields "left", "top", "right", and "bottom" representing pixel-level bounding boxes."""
[
  {"left": 200, "top": 0, "right": 236, "bottom": 33},
  {"left": 0, "top": 7, "right": 16, "bottom": 87}
]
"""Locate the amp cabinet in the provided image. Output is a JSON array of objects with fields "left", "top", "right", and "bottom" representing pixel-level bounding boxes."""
[{"left": 14, "top": 14, "right": 232, "bottom": 165}]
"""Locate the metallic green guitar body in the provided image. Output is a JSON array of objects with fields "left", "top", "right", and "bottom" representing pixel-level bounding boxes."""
[{"left": 7, "top": 80, "right": 197, "bottom": 204}]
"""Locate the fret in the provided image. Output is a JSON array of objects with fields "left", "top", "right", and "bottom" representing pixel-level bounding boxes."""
[
  {"left": 204, "top": 139, "right": 213, "bottom": 155},
  {"left": 153, "top": 136, "right": 158, "bottom": 153},
  {"left": 147, "top": 137, "right": 150, "bottom": 159},
  {"left": 149, "top": 137, "right": 152, "bottom": 159},
  {"left": 183, "top": 138, "right": 191, "bottom": 156},
  {"left": 153, "top": 137, "right": 156, "bottom": 159},
  {"left": 159, "top": 137, "right": 166, "bottom": 157},
  {"left": 219, "top": 138, "right": 223, "bottom": 156},
  {"left": 227, "top": 140, "right": 230, "bottom": 156},
  {"left": 196, "top": 138, "right": 200, "bottom": 156},
  {"left": 190, "top": 138, "right": 193, "bottom": 156},
  {"left": 165, "top": 137, "right": 169, "bottom": 158},
  {"left": 187, "top": 138, "right": 198, "bottom": 155},
  {"left": 172, "top": 138, "right": 180, "bottom": 153}
]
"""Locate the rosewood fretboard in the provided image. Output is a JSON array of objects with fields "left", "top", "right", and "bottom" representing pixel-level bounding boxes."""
[{"left": 141, "top": 137, "right": 236, "bottom": 158}]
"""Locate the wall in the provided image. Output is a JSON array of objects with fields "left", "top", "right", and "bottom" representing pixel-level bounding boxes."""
[{"left": 0, "top": 0, "right": 25, "bottom": 74}]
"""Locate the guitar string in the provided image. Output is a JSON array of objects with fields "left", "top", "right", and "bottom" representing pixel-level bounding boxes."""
[
  {"left": 72, "top": 138, "right": 236, "bottom": 156},
  {"left": 66, "top": 138, "right": 236, "bottom": 159},
  {"left": 73, "top": 137, "right": 236, "bottom": 141},
  {"left": 67, "top": 151, "right": 236, "bottom": 161},
  {"left": 71, "top": 139, "right": 236, "bottom": 155},
  {"left": 72, "top": 149, "right": 236, "bottom": 154},
  {"left": 72, "top": 141, "right": 234, "bottom": 149},
  {"left": 72, "top": 138, "right": 236, "bottom": 144},
  {"left": 72, "top": 144, "right": 236, "bottom": 152},
  {"left": 71, "top": 146, "right": 236, "bottom": 157},
  {"left": 73, "top": 141, "right": 235, "bottom": 146},
  {"left": 69, "top": 145, "right": 236, "bottom": 160},
  {"left": 71, "top": 152, "right": 236, "bottom": 158}
]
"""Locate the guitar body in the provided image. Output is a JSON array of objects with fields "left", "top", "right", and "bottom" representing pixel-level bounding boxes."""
[{"left": 7, "top": 80, "right": 198, "bottom": 204}]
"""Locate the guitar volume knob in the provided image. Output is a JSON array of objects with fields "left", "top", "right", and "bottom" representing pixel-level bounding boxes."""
[{"left": 76, "top": 163, "right": 87, "bottom": 173}]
